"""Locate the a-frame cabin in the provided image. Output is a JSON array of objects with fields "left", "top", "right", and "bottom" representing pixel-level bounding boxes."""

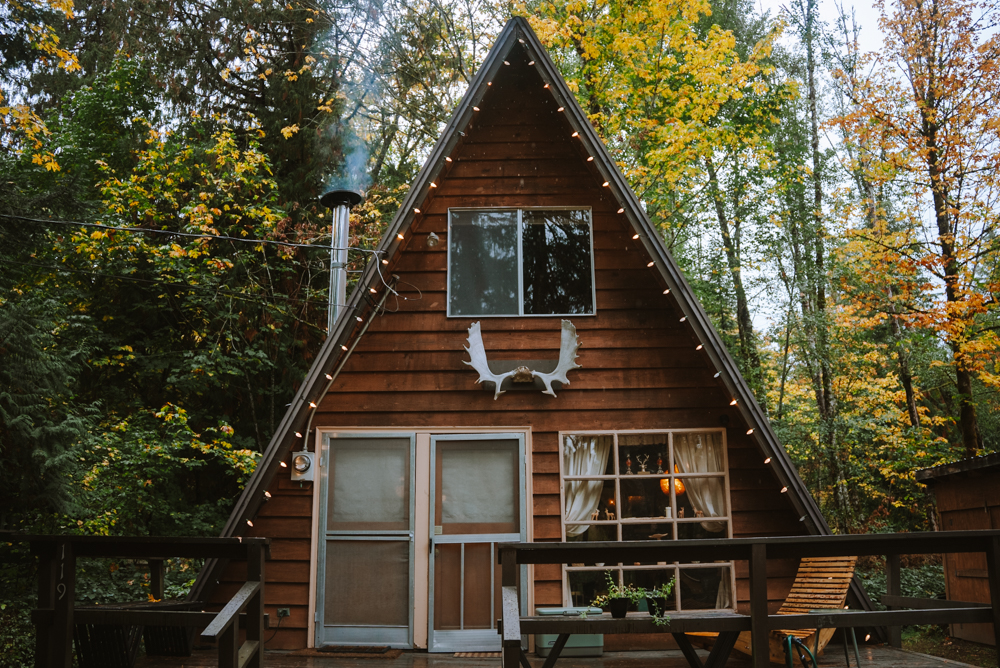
[{"left": 193, "top": 17, "right": 846, "bottom": 652}]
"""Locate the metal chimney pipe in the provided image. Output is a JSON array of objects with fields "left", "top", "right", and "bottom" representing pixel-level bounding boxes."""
[{"left": 319, "top": 189, "right": 363, "bottom": 335}]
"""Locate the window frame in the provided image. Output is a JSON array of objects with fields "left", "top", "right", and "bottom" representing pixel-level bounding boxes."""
[
  {"left": 558, "top": 428, "right": 737, "bottom": 612},
  {"left": 446, "top": 206, "right": 597, "bottom": 318}
]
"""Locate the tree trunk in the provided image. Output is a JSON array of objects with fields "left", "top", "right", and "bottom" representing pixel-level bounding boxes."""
[{"left": 704, "top": 156, "right": 765, "bottom": 399}]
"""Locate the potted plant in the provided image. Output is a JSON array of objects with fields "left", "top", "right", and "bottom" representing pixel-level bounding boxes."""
[
  {"left": 644, "top": 580, "right": 675, "bottom": 626},
  {"left": 591, "top": 571, "right": 644, "bottom": 618}
]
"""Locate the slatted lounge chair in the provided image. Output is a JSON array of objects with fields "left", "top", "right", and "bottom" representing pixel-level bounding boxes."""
[{"left": 689, "top": 555, "right": 859, "bottom": 665}]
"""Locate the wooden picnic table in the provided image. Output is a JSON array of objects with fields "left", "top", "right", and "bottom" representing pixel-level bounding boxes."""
[{"left": 513, "top": 609, "right": 747, "bottom": 668}]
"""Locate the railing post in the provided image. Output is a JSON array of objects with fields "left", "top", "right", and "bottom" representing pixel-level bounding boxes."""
[
  {"left": 219, "top": 622, "right": 238, "bottom": 668},
  {"left": 985, "top": 536, "right": 1000, "bottom": 652},
  {"left": 885, "top": 553, "right": 901, "bottom": 648},
  {"left": 36, "top": 539, "right": 76, "bottom": 668},
  {"left": 500, "top": 546, "right": 521, "bottom": 668},
  {"left": 749, "top": 542, "right": 769, "bottom": 668},
  {"left": 246, "top": 541, "right": 265, "bottom": 668},
  {"left": 149, "top": 559, "right": 165, "bottom": 600},
  {"left": 33, "top": 541, "right": 56, "bottom": 668}
]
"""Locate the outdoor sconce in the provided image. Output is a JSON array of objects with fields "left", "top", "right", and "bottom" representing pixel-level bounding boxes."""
[
  {"left": 426, "top": 231, "right": 440, "bottom": 248},
  {"left": 290, "top": 451, "right": 315, "bottom": 482}
]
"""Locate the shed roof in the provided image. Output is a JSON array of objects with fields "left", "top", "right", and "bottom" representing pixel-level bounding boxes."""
[
  {"left": 916, "top": 452, "right": 1000, "bottom": 483},
  {"left": 192, "top": 15, "right": 844, "bottom": 602}
]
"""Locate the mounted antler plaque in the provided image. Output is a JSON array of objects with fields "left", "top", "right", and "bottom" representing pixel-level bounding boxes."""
[{"left": 463, "top": 320, "right": 581, "bottom": 399}]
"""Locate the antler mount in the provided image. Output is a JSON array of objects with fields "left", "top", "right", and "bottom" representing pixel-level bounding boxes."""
[{"left": 463, "top": 320, "right": 581, "bottom": 400}]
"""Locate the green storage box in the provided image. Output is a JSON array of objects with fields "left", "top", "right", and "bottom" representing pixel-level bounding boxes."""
[{"left": 534, "top": 607, "right": 604, "bottom": 657}]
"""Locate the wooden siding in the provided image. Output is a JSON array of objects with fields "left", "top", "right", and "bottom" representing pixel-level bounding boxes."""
[
  {"left": 931, "top": 472, "right": 1000, "bottom": 645},
  {"left": 218, "top": 46, "right": 806, "bottom": 649}
]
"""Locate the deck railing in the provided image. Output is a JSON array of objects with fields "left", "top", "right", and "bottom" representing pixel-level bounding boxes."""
[
  {"left": 25, "top": 535, "right": 269, "bottom": 668},
  {"left": 499, "top": 530, "right": 1000, "bottom": 668}
]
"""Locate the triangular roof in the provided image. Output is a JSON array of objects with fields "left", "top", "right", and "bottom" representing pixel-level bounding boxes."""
[{"left": 192, "top": 16, "right": 838, "bottom": 601}]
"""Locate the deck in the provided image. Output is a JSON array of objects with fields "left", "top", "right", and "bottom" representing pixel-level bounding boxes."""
[{"left": 134, "top": 645, "right": 980, "bottom": 668}]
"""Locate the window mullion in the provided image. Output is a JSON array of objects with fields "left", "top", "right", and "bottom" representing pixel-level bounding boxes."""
[{"left": 517, "top": 209, "right": 524, "bottom": 317}]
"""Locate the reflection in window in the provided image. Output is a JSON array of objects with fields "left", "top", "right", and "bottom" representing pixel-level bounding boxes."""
[{"left": 448, "top": 209, "right": 593, "bottom": 316}]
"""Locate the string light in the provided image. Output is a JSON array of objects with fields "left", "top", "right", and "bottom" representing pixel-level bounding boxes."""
[
  {"left": 355, "top": 316, "right": 363, "bottom": 322},
  {"left": 572, "top": 131, "right": 579, "bottom": 137},
  {"left": 664, "top": 289, "right": 671, "bottom": 295},
  {"left": 325, "top": 374, "right": 333, "bottom": 380},
  {"left": 780, "top": 486, "right": 788, "bottom": 493},
  {"left": 647, "top": 261, "right": 655, "bottom": 267},
  {"left": 696, "top": 344, "right": 703, "bottom": 350},
  {"left": 714, "top": 372, "right": 720, "bottom": 377},
  {"left": 295, "top": 432, "right": 302, "bottom": 438},
  {"left": 309, "top": 402, "right": 317, "bottom": 408},
  {"left": 341, "top": 345, "right": 348, "bottom": 351},
  {"left": 679, "top": 316, "right": 687, "bottom": 322},
  {"left": 473, "top": 107, "right": 480, "bottom": 112},
  {"left": 503, "top": 60, "right": 510, "bottom": 65},
  {"left": 557, "top": 107, "right": 564, "bottom": 112},
  {"left": 729, "top": 399, "right": 737, "bottom": 405},
  {"left": 865, "top": 635, "right": 871, "bottom": 642},
  {"left": 602, "top": 181, "right": 610, "bottom": 187},
  {"left": 587, "top": 156, "right": 594, "bottom": 161},
  {"left": 529, "top": 61, "right": 535, "bottom": 65},
  {"left": 445, "top": 156, "right": 452, "bottom": 162},
  {"left": 264, "top": 491, "right": 271, "bottom": 499},
  {"left": 397, "top": 232, "right": 405, "bottom": 240},
  {"left": 617, "top": 208, "right": 625, "bottom": 214},
  {"left": 413, "top": 208, "right": 420, "bottom": 214},
  {"left": 280, "top": 461, "right": 288, "bottom": 468},
  {"left": 430, "top": 182, "right": 437, "bottom": 188},
  {"left": 518, "top": 38, "right": 525, "bottom": 44},
  {"left": 746, "top": 428, "right": 754, "bottom": 435},
  {"left": 764, "top": 457, "right": 772, "bottom": 464},
  {"left": 633, "top": 233, "right": 640, "bottom": 239},
  {"left": 247, "top": 520, "right": 253, "bottom": 527},
  {"left": 382, "top": 259, "right": 389, "bottom": 265},
  {"left": 543, "top": 83, "right": 549, "bottom": 88},
  {"left": 369, "top": 287, "right": 377, "bottom": 294},
  {"left": 488, "top": 81, "right": 492, "bottom": 86}
]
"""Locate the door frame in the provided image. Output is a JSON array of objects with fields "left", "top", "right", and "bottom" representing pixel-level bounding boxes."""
[
  {"left": 314, "top": 431, "right": 417, "bottom": 648},
  {"left": 427, "top": 433, "right": 528, "bottom": 652},
  {"left": 308, "top": 427, "right": 534, "bottom": 649}
]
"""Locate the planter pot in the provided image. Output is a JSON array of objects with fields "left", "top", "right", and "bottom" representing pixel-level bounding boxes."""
[
  {"left": 607, "top": 598, "right": 629, "bottom": 619},
  {"left": 646, "top": 596, "right": 668, "bottom": 618}
]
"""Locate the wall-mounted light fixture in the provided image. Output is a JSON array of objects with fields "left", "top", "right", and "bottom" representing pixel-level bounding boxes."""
[{"left": 427, "top": 231, "right": 440, "bottom": 248}]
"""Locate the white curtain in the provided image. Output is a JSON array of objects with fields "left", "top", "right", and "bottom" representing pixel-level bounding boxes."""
[
  {"left": 562, "top": 435, "right": 612, "bottom": 537},
  {"left": 673, "top": 432, "right": 726, "bottom": 533}
]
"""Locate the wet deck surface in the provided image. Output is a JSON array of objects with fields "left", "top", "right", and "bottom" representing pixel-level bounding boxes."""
[{"left": 135, "top": 644, "right": 981, "bottom": 667}]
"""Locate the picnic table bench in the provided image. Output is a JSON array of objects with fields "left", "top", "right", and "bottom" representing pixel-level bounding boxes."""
[{"left": 497, "top": 532, "right": 1000, "bottom": 668}]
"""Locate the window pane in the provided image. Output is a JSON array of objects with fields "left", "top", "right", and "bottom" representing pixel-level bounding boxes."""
[
  {"left": 620, "top": 477, "right": 673, "bottom": 519},
  {"left": 325, "top": 540, "right": 409, "bottom": 626},
  {"left": 566, "top": 569, "right": 614, "bottom": 608},
  {"left": 679, "top": 566, "right": 732, "bottom": 610},
  {"left": 437, "top": 439, "right": 519, "bottom": 534},
  {"left": 329, "top": 438, "right": 410, "bottom": 531},
  {"left": 522, "top": 210, "right": 593, "bottom": 315},
  {"left": 449, "top": 210, "right": 518, "bottom": 315}
]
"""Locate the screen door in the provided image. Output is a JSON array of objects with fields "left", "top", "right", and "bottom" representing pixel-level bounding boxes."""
[
  {"left": 428, "top": 434, "right": 526, "bottom": 652},
  {"left": 316, "top": 434, "right": 415, "bottom": 647}
]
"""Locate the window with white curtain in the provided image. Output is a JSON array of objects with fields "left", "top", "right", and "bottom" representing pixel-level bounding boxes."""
[{"left": 560, "top": 430, "right": 735, "bottom": 612}]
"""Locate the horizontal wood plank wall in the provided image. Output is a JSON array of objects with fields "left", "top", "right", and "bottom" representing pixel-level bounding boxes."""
[
  {"left": 932, "top": 473, "right": 999, "bottom": 645},
  {"left": 220, "top": 45, "right": 805, "bottom": 649}
]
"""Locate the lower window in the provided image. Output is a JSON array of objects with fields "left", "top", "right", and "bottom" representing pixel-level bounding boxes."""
[{"left": 560, "top": 430, "right": 735, "bottom": 611}]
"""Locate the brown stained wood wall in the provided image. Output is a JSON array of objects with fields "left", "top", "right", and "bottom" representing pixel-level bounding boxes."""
[
  {"left": 930, "top": 472, "right": 1000, "bottom": 645},
  {"left": 220, "top": 45, "right": 806, "bottom": 649}
]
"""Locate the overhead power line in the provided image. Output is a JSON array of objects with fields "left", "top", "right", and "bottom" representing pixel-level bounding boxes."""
[{"left": 0, "top": 213, "right": 384, "bottom": 257}]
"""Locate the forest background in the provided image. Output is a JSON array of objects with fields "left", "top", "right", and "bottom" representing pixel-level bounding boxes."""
[{"left": 1, "top": 0, "right": 998, "bottom": 660}]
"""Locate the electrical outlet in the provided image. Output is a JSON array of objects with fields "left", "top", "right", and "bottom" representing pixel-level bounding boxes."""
[{"left": 277, "top": 608, "right": 291, "bottom": 619}]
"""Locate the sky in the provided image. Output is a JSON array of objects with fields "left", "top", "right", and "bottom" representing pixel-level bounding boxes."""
[{"left": 755, "top": 0, "right": 886, "bottom": 54}]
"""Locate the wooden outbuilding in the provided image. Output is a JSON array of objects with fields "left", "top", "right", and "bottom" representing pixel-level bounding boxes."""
[
  {"left": 917, "top": 453, "right": 1000, "bottom": 645},
  {"left": 190, "top": 17, "right": 870, "bottom": 652}
]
